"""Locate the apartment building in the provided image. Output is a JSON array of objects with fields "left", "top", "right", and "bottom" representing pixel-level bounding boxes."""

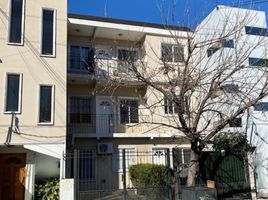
[
  {"left": 194, "top": 5, "right": 268, "bottom": 196},
  {"left": 66, "top": 14, "right": 192, "bottom": 196},
  {"left": 0, "top": 0, "right": 67, "bottom": 199}
]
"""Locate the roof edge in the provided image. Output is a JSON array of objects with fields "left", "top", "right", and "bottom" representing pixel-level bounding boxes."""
[{"left": 68, "top": 13, "right": 192, "bottom": 32}]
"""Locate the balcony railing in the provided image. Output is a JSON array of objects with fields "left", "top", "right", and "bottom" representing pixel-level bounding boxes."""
[
  {"left": 68, "top": 55, "right": 139, "bottom": 78},
  {"left": 67, "top": 114, "right": 149, "bottom": 137}
]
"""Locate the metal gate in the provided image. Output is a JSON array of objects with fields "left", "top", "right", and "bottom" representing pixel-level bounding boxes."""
[{"left": 65, "top": 149, "right": 179, "bottom": 200}]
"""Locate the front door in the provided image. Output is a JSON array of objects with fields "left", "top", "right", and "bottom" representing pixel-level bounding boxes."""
[
  {"left": 0, "top": 154, "right": 26, "bottom": 200},
  {"left": 96, "top": 96, "right": 114, "bottom": 137}
]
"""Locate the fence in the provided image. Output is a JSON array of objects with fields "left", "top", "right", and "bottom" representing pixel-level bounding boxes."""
[{"left": 64, "top": 149, "right": 251, "bottom": 200}]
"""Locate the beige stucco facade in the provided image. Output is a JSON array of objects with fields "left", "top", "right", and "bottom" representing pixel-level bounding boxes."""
[
  {"left": 0, "top": 0, "right": 67, "bottom": 144},
  {"left": 0, "top": 1, "right": 67, "bottom": 199}
]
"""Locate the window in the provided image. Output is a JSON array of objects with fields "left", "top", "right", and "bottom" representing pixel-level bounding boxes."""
[
  {"left": 254, "top": 102, "right": 268, "bottom": 111},
  {"left": 39, "top": 85, "right": 54, "bottom": 123},
  {"left": 8, "top": 0, "right": 24, "bottom": 44},
  {"left": 120, "top": 99, "right": 139, "bottom": 124},
  {"left": 164, "top": 97, "right": 178, "bottom": 115},
  {"left": 161, "top": 43, "right": 184, "bottom": 63},
  {"left": 117, "top": 49, "right": 138, "bottom": 73},
  {"left": 5, "top": 74, "right": 22, "bottom": 113},
  {"left": 152, "top": 148, "right": 168, "bottom": 165},
  {"left": 245, "top": 26, "right": 267, "bottom": 36},
  {"left": 222, "top": 39, "right": 234, "bottom": 48},
  {"left": 229, "top": 117, "right": 242, "bottom": 127},
  {"left": 207, "top": 39, "right": 234, "bottom": 57},
  {"left": 79, "top": 149, "right": 95, "bottom": 180},
  {"left": 69, "top": 46, "right": 95, "bottom": 71},
  {"left": 118, "top": 49, "right": 137, "bottom": 62},
  {"left": 70, "top": 97, "right": 92, "bottom": 123},
  {"left": 41, "top": 9, "right": 55, "bottom": 56},
  {"left": 221, "top": 84, "right": 239, "bottom": 93},
  {"left": 113, "top": 148, "right": 136, "bottom": 172},
  {"left": 207, "top": 47, "right": 220, "bottom": 57},
  {"left": 248, "top": 57, "right": 268, "bottom": 67}
]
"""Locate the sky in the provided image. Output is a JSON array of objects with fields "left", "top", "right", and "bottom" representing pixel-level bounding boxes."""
[{"left": 68, "top": 0, "right": 268, "bottom": 28}]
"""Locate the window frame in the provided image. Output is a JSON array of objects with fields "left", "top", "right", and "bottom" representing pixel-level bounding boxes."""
[
  {"left": 116, "top": 47, "right": 139, "bottom": 74},
  {"left": 164, "top": 97, "right": 178, "bottom": 115},
  {"left": 40, "top": 8, "right": 57, "bottom": 57},
  {"left": 229, "top": 117, "right": 242, "bottom": 128},
  {"left": 152, "top": 148, "right": 168, "bottom": 165},
  {"left": 7, "top": 0, "right": 25, "bottom": 45},
  {"left": 248, "top": 57, "right": 268, "bottom": 67},
  {"left": 254, "top": 102, "right": 268, "bottom": 111},
  {"left": 68, "top": 44, "right": 94, "bottom": 71},
  {"left": 161, "top": 43, "right": 184, "bottom": 63},
  {"left": 118, "top": 97, "right": 139, "bottom": 124},
  {"left": 37, "top": 84, "right": 55, "bottom": 125},
  {"left": 245, "top": 26, "right": 267, "bottom": 36},
  {"left": 4, "top": 73, "right": 23, "bottom": 114},
  {"left": 68, "top": 96, "right": 93, "bottom": 124}
]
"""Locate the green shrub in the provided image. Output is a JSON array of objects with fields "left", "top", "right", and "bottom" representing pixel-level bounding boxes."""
[
  {"left": 129, "top": 163, "right": 168, "bottom": 189},
  {"left": 35, "top": 177, "right": 59, "bottom": 200}
]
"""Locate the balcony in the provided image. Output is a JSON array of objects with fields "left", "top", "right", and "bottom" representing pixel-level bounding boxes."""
[
  {"left": 68, "top": 114, "right": 149, "bottom": 138},
  {"left": 67, "top": 55, "right": 140, "bottom": 81}
]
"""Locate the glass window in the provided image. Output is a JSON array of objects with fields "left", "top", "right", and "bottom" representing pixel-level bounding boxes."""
[
  {"left": 221, "top": 84, "right": 239, "bottom": 93},
  {"left": 70, "top": 97, "right": 92, "bottom": 123},
  {"left": 8, "top": 0, "right": 24, "bottom": 44},
  {"left": 41, "top": 9, "right": 55, "bottom": 55},
  {"left": 164, "top": 97, "right": 178, "bottom": 114},
  {"left": 207, "top": 47, "right": 220, "bottom": 57},
  {"left": 39, "top": 85, "right": 53, "bottom": 123},
  {"left": 118, "top": 49, "right": 137, "bottom": 62},
  {"left": 222, "top": 40, "right": 234, "bottom": 48},
  {"left": 229, "top": 118, "right": 242, "bottom": 127},
  {"left": 161, "top": 43, "right": 184, "bottom": 63},
  {"left": 120, "top": 99, "right": 139, "bottom": 124},
  {"left": 5, "top": 74, "right": 21, "bottom": 112},
  {"left": 152, "top": 148, "right": 168, "bottom": 165},
  {"left": 245, "top": 26, "right": 267, "bottom": 36},
  {"left": 248, "top": 57, "right": 268, "bottom": 67},
  {"left": 69, "top": 46, "right": 95, "bottom": 72},
  {"left": 254, "top": 102, "right": 268, "bottom": 111},
  {"left": 117, "top": 49, "right": 138, "bottom": 73}
]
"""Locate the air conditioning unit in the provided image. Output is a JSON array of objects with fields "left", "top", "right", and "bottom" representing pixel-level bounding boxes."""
[{"left": 97, "top": 143, "right": 113, "bottom": 154}]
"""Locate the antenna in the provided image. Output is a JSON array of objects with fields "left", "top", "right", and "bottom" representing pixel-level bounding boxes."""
[{"left": 104, "top": 2, "right": 107, "bottom": 17}]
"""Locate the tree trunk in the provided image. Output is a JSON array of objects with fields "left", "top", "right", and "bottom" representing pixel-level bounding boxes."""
[{"left": 187, "top": 149, "right": 199, "bottom": 186}]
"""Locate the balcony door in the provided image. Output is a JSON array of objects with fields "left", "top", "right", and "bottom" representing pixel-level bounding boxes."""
[
  {"left": 96, "top": 96, "right": 114, "bottom": 137},
  {"left": 0, "top": 154, "right": 26, "bottom": 200}
]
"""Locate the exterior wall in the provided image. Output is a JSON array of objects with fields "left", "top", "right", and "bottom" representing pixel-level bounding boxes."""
[
  {"left": 195, "top": 5, "right": 268, "bottom": 196},
  {"left": 67, "top": 33, "right": 189, "bottom": 138},
  {"left": 71, "top": 137, "right": 190, "bottom": 190},
  {"left": 0, "top": 0, "right": 67, "bottom": 144}
]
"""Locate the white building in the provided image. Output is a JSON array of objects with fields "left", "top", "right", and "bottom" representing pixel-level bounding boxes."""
[{"left": 195, "top": 5, "right": 268, "bottom": 197}]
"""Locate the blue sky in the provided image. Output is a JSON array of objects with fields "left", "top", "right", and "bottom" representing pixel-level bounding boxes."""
[{"left": 68, "top": 0, "right": 268, "bottom": 28}]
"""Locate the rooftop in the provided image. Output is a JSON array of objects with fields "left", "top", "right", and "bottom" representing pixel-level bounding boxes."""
[{"left": 68, "top": 13, "right": 192, "bottom": 32}]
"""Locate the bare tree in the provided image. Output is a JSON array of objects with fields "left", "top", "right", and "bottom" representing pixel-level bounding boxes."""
[{"left": 87, "top": 5, "right": 268, "bottom": 186}]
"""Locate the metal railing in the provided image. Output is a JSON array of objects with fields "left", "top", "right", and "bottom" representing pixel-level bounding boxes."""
[
  {"left": 65, "top": 149, "right": 175, "bottom": 200},
  {"left": 64, "top": 149, "right": 251, "bottom": 200},
  {"left": 67, "top": 114, "right": 149, "bottom": 137},
  {"left": 68, "top": 55, "right": 139, "bottom": 78}
]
